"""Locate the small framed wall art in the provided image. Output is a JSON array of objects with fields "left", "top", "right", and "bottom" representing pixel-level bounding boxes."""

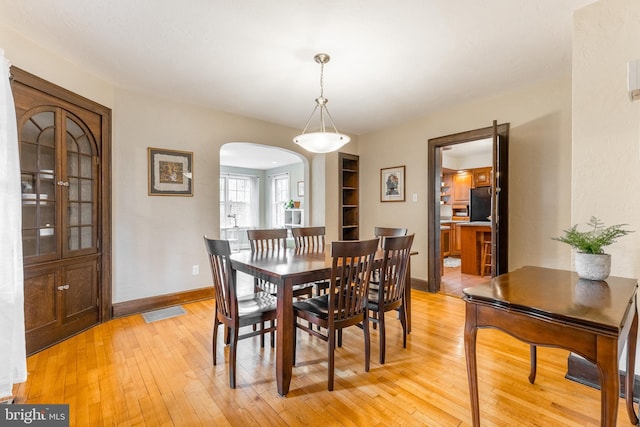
[
  {"left": 148, "top": 147, "right": 193, "bottom": 196},
  {"left": 380, "top": 165, "right": 405, "bottom": 202}
]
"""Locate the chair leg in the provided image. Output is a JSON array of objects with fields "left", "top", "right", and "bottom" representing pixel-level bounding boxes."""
[
  {"left": 292, "top": 320, "right": 297, "bottom": 367},
  {"left": 363, "top": 316, "right": 370, "bottom": 372},
  {"left": 379, "top": 310, "right": 386, "bottom": 365},
  {"left": 328, "top": 328, "right": 336, "bottom": 391},
  {"left": 253, "top": 278, "right": 260, "bottom": 332},
  {"left": 224, "top": 326, "right": 231, "bottom": 345},
  {"left": 338, "top": 329, "right": 343, "bottom": 347},
  {"left": 229, "top": 327, "right": 239, "bottom": 389},
  {"left": 399, "top": 304, "right": 407, "bottom": 348},
  {"left": 260, "top": 321, "right": 265, "bottom": 347},
  {"left": 212, "top": 317, "right": 220, "bottom": 366},
  {"left": 270, "top": 320, "right": 275, "bottom": 348}
]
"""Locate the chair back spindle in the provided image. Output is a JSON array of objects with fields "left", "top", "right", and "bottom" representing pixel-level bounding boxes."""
[
  {"left": 247, "top": 228, "right": 287, "bottom": 252},
  {"left": 293, "top": 226, "right": 326, "bottom": 253}
]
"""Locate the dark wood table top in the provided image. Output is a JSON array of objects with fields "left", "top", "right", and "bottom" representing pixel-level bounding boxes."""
[
  {"left": 463, "top": 266, "right": 638, "bottom": 334},
  {"left": 230, "top": 247, "right": 418, "bottom": 279},
  {"left": 230, "top": 248, "right": 332, "bottom": 282}
]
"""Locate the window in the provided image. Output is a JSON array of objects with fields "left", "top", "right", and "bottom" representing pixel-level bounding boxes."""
[
  {"left": 271, "top": 173, "right": 289, "bottom": 227},
  {"left": 220, "top": 174, "right": 258, "bottom": 228}
]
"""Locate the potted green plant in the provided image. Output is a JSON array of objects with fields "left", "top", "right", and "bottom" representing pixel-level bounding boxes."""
[{"left": 552, "top": 216, "right": 633, "bottom": 280}]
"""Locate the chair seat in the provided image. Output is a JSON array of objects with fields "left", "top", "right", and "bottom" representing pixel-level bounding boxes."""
[
  {"left": 294, "top": 292, "right": 369, "bottom": 321},
  {"left": 238, "top": 291, "right": 277, "bottom": 316},
  {"left": 293, "top": 294, "right": 331, "bottom": 320}
]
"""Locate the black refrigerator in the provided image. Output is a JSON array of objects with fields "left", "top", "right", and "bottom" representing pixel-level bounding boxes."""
[{"left": 470, "top": 186, "right": 492, "bottom": 222}]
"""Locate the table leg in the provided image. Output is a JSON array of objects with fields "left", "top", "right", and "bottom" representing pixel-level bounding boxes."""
[
  {"left": 596, "top": 335, "right": 620, "bottom": 427},
  {"left": 464, "top": 304, "right": 480, "bottom": 427},
  {"left": 625, "top": 304, "right": 639, "bottom": 424},
  {"left": 528, "top": 345, "right": 537, "bottom": 384},
  {"left": 276, "top": 278, "right": 294, "bottom": 396}
]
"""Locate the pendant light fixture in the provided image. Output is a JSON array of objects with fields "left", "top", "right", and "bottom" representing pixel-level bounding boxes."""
[{"left": 293, "top": 53, "right": 350, "bottom": 153}]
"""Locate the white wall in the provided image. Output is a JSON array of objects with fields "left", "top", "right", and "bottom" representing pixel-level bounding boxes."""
[
  {"left": 573, "top": 0, "right": 640, "bottom": 280},
  {"left": 1, "top": 25, "right": 333, "bottom": 303},
  {"left": 5, "top": 0, "right": 638, "bottom": 303},
  {"left": 1, "top": 25, "right": 114, "bottom": 109},
  {"left": 111, "top": 90, "right": 310, "bottom": 302},
  {"left": 358, "top": 76, "right": 573, "bottom": 280}
]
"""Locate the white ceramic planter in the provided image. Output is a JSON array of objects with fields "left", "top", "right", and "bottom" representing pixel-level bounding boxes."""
[{"left": 574, "top": 252, "right": 611, "bottom": 281}]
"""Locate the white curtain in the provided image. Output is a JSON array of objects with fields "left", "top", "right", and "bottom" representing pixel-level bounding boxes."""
[
  {"left": 0, "top": 49, "right": 27, "bottom": 398},
  {"left": 249, "top": 176, "right": 259, "bottom": 227}
]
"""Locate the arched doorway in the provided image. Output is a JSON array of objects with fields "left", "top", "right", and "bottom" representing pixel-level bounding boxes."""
[{"left": 219, "top": 142, "right": 308, "bottom": 249}]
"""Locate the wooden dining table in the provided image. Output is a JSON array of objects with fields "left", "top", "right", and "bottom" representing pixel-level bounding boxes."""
[{"left": 229, "top": 247, "right": 414, "bottom": 396}]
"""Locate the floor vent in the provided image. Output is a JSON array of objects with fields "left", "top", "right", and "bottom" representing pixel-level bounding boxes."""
[{"left": 141, "top": 305, "right": 186, "bottom": 323}]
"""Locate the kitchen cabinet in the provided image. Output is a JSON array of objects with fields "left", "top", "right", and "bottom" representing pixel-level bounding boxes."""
[
  {"left": 440, "top": 173, "right": 453, "bottom": 205},
  {"left": 473, "top": 167, "right": 492, "bottom": 188},
  {"left": 453, "top": 172, "right": 471, "bottom": 204},
  {"left": 460, "top": 223, "right": 491, "bottom": 275},
  {"left": 451, "top": 223, "right": 463, "bottom": 256},
  {"left": 441, "top": 226, "right": 451, "bottom": 257}
]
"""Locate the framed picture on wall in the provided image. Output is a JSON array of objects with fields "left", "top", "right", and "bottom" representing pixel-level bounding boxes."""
[
  {"left": 297, "top": 181, "right": 304, "bottom": 197},
  {"left": 148, "top": 147, "right": 193, "bottom": 196},
  {"left": 380, "top": 165, "right": 405, "bottom": 202}
]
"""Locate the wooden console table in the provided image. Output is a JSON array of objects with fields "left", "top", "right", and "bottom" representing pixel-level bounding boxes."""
[{"left": 463, "top": 266, "right": 638, "bottom": 426}]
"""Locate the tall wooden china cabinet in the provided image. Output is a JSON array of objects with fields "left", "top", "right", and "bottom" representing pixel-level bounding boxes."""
[{"left": 11, "top": 68, "right": 112, "bottom": 354}]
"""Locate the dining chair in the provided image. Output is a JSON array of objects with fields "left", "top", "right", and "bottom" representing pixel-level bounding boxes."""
[
  {"left": 203, "top": 236, "right": 277, "bottom": 389},
  {"left": 374, "top": 226, "right": 408, "bottom": 239},
  {"left": 367, "top": 234, "right": 414, "bottom": 364},
  {"left": 292, "top": 226, "right": 326, "bottom": 253},
  {"left": 292, "top": 226, "right": 329, "bottom": 296},
  {"left": 371, "top": 226, "right": 409, "bottom": 289},
  {"left": 292, "top": 238, "right": 379, "bottom": 391},
  {"left": 247, "top": 228, "right": 314, "bottom": 299},
  {"left": 247, "top": 228, "right": 288, "bottom": 252}
]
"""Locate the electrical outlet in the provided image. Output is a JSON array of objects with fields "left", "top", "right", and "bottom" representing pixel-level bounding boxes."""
[{"left": 192, "top": 265, "right": 199, "bottom": 276}]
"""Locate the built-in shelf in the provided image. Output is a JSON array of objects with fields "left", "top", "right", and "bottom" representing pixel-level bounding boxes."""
[
  {"left": 339, "top": 153, "right": 359, "bottom": 240},
  {"left": 284, "top": 208, "right": 303, "bottom": 228}
]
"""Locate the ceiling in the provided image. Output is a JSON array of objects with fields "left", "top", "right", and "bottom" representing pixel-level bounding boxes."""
[
  {"left": 220, "top": 143, "right": 302, "bottom": 170},
  {"left": 445, "top": 138, "right": 493, "bottom": 159},
  {"left": 0, "top": 1, "right": 596, "bottom": 168}
]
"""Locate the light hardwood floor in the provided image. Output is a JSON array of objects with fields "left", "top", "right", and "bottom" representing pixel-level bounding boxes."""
[
  {"left": 13, "top": 284, "right": 632, "bottom": 426},
  {"left": 439, "top": 263, "right": 489, "bottom": 298}
]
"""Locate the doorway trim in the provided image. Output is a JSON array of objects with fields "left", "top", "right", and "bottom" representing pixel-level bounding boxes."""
[{"left": 426, "top": 122, "right": 509, "bottom": 292}]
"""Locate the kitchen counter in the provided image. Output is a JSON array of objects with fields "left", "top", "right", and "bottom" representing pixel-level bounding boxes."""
[
  {"left": 440, "top": 219, "right": 469, "bottom": 224},
  {"left": 460, "top": 223, "right": 491, "bottom": 275}
]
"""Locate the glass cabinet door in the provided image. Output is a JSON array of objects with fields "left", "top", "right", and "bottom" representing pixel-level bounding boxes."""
[
  {"left": 63, "top": 113, "right": 98, "bottom": 257},
  {"left": 19, "top": 108, "right": 98, "bottom": 264}
]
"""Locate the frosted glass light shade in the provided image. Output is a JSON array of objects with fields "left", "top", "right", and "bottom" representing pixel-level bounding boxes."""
[{"left": 293, "top": 132, "right": 350, "bottom": 153}]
